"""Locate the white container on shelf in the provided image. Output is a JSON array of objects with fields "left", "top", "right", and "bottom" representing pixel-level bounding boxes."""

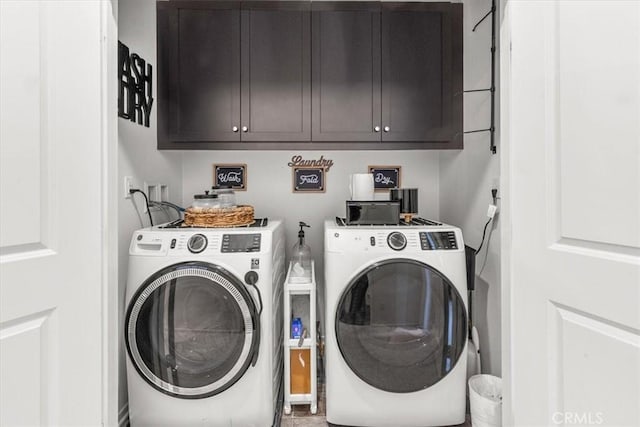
[{"left": 283, "top": 260, "right": 317, "bottom": 415}]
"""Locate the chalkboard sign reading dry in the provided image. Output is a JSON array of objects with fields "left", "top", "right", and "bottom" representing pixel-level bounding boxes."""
[
  {"left": 213, "top": 164, "right": 247, "bottom": 191},
  {"left": 368, "top": 166, "right": 401, "bottom": 192},
  {"left": 293, "top": 167, "right": 325, "bottom": 193}
]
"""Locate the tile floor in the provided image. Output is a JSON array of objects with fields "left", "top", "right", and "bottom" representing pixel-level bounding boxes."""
[{"left": 280, "top": 384, "right": 472, "bottom": 427}]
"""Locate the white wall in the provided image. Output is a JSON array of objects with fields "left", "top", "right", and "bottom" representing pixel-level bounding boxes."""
[
  {"left": 117, "top": 0, "right": 183, "bottom": 419},
  {"left": 181, "top": 150, "right": 441, "bottom": 327},
  {"left": 440, "top": 0, "right": 501, "bottom": 376}
]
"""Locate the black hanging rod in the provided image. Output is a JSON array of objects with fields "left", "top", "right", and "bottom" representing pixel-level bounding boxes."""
[
  {"left": 466, "top": 0, "right": 497, "bottom": 154},
  {"left": 464, "top": 128, "right": 492, "bottom": 135},
  {"left": 454, "top": 88, "right": 493, "bottom": 96},
  {"left": 472, "top": 8, "right": 493, "bottom": 32}
]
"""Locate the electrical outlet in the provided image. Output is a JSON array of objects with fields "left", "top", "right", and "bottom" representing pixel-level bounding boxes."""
[
  {"left": 160, "top": 184, "right": 169, "bottom": 202},
  {"left": 124, "top": 176, "right": 134, "bottom": 199},
  {"left": 143, "top": 182, "right": 160, "bottom": 213},
  {"left": 149, "top": 185, "right": 159, "bottom": 202},
  {"left": 144, "top": 182, "right": 159, "bottom": 201}
]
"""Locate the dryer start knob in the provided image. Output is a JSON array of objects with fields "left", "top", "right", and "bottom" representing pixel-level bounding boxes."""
[
  {"left": 387, "top": 231, "right": 407, "bottom": 251},
  {"left": 187, "top": 233, "right": 208, "bottom": 253}
]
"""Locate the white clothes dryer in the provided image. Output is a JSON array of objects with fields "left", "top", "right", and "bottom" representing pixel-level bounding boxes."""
[
  {"left": 324, "top": 218, "right": 468, "bottom": 427},
  {"left": 124, "top": 219, "right": 285, "bottom": 427}
]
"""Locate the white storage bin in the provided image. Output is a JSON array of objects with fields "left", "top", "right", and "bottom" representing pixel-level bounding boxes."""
[{"left": 469, "top": 374, "right": 502, "bottom": 427}]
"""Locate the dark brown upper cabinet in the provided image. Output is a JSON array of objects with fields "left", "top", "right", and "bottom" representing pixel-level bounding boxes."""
[
  {"left": 381, "top": 2, "right": 462, "bottom": 146},
  {"left": 158, "top": 1, "right": 241, "bottom": 144},
  {"left": 311, "top": 2, "right": 381, "bottom": 142},
  {"left": 157, "top": 1, "right": 311, "bottom": 149},
  {"left": 241, "top": 2, "right": 311, "bottom": 142},
  {"left": 311, "top": 2, "right": 462, "bottom": 148},
  {"left": 157, "top": 1, "right": 462, "bottom": 150}
]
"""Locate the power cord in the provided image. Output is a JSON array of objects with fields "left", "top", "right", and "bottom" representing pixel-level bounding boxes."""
[
  {"left": 129, "top": 189, "right": 153, "bottom": 226},
  {"left": 476, "top": 217, "right": 492, "bottom": 254},
  {"left": 479, "top": 225, "right": 496, "bottom": 276},
  {"left": 149, "top": 201, "right": 184, "bottom": 220}
]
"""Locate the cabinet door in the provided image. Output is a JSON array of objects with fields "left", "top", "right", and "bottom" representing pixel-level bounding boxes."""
[
  {"left": 311, "top": 3, "right": 381, "bottom": 142},
  {"left": 157, "top": 2, "right": 241, "bottom": 146},
  {"left": 240, "top": 3, "right": 311, "bottom": 142},
  {"left": 381, "top": 3, "right": 462, "bottom": 144}
]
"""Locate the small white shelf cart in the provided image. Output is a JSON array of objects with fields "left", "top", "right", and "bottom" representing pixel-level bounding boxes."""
[{"left": 283, "top": 260, "right": 317, "bottom": 415}]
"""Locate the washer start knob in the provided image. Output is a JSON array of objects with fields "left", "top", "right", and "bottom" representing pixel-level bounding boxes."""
[
  {"left": 387, "top": 231, "right": 407, "bottom": 251},
  {"left": 187, "top": 234, "right": 208, "bottom": 253}
]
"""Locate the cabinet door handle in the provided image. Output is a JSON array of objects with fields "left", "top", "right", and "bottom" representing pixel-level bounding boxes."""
[
  {"left": 242, "top": 126, "right": 248, "bottom": 133},
  {"left": 384, "top": 126, "right": 390, "bottom": 132},
  {"left": 374, "top": 126, "right": 381, "bottom": 132},
  {"left": 232, "top": 126, "right": 239, "bottom": 132}
]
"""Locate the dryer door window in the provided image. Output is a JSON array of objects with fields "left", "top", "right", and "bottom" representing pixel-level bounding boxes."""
[
  {"left": 335, "top": 259, "right": 467, "bottom": 393},
  {"left": 125, "top": 262, "right": 259, "bottom": 399}
]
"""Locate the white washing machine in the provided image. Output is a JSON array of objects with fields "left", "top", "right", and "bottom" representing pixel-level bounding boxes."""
[
  {"left": 125, "top": 219, "right": 285, "bottom": 427},
  {"left": 324, "top": 218, "right": 468, "bottom": 427}
]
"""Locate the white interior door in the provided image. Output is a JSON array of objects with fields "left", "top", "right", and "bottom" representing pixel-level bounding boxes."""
[
  {"left": 502, "top": 1, "right": 640, "bottom": 426},
  {"left": 0, "top": 1, "right": 107, "bottom": 425}
]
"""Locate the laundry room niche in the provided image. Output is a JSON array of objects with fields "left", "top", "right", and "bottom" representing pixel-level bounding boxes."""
[{"left": 117, "top": 0, "right": 502, "bottom": 425}]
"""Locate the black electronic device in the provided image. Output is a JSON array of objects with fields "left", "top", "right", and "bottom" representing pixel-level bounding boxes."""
[{"left": 345, "top": 201, "right": 400, "bottom": 225}]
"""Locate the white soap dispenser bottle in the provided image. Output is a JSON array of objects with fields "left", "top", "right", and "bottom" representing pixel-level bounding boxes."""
[{"left": 290, "top": 221, "right": 311, "bottom": 283}]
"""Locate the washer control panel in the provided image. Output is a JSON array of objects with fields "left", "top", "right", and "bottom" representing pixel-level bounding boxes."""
[
  {"left": 419, "top": 231, "right": 458, "bottom": 250},
  {"left": 221, "top": 233, "right": 261, "bottom": 253}
]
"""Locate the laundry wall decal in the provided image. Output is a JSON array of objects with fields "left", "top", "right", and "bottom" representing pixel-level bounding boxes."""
[
  {"left": 118, "top": 41, "right": 154, "bottom": 127},
  {"left": 287, "top": 155, "right": 334, "bottom": 172}
]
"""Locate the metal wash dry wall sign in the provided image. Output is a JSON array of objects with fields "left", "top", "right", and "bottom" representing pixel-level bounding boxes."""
[{"left": 118, "top": 41, "right": 153, "bottom": 127}]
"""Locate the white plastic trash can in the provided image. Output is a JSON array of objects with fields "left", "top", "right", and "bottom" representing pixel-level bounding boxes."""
[{"left": 469, "top": 374, "right": 502, "bottom": 427}]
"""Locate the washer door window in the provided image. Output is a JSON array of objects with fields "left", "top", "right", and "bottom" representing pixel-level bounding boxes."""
[
  {"left": 126, "top": 262, "right": 259, "bottom": 399},
  {"left": 336, "top": 259, "right": 467, "bottom": 393}
]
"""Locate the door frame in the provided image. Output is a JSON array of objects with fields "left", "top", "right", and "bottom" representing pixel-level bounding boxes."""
[
  {"left": 499, "top": 0, "right": 514, "bottom": 424},
  {"left": 101, "top": 0, "right": 120, "bottom": 425}
]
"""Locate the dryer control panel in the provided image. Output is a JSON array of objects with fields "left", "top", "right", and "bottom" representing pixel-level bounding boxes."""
[
  {"left": 324, "top": 220, "right": 464, "bottom": 254},
  {"left": 419, "top": 231, "right": 458, "bottom": 250}
]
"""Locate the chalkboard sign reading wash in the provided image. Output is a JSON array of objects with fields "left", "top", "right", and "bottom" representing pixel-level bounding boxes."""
[
  {"left": 214, "top": 164, "right": 247, "bottom": 191},
  {"left": 368, "top": 166, "right": 401, "bottom": 192},
  {"left": 293, "top": 167, "right": 325, "bottom": 193}
]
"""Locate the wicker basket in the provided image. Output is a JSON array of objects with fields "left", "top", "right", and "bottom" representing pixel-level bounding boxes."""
[{"left": 183, "top": 205, "right": 255, "bottom": 228}]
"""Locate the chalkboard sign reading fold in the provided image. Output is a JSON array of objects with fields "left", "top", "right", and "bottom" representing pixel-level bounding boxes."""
[
  {"left": 213, "top": 164, "right": 247, "bottom": 191},
  {"left": 368, "top": 166, "right": 401, "bottom": 191},
  {"left": 293, "top": 167, "right": 325, "bottom": 193}
]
